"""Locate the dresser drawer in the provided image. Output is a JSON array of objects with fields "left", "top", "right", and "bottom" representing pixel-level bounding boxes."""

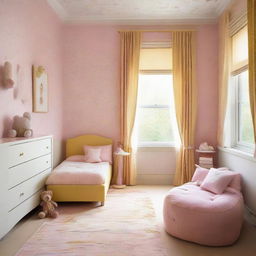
[
  {"left": 8, "top": 154, "right": 52, "bottom": 189},
  {"left": 8, "top": 138, "right": 51, "bottom": 167},
  {"left": 8, "top": 190, "right": 42, "bottom": 234},
  {"left": 8, "top": 168, "right": 51, "bottom": 211}
]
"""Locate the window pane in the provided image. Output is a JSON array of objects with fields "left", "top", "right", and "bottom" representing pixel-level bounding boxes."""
[
  {"left": 137, "top": 107, "right": 174, "bottom": 142},
  {"left": 138, "top": 74, "right": 172, "bottom": 105},
  {"left": 238, "top": 70, "right": 254, "bottom": 144}
]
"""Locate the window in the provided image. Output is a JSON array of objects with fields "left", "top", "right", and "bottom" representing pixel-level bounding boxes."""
[
  {"left": 137, "top": 73, "right": 174, "bottom": 145},
  {"left": 136, "top": 46, "right": 176, "bottom": 146},
  {"left": 233, "top": 70, "right": 254, "bottom": 149},
  {"left": 230, "top": 25, "right": 254, "bottom": 152}
]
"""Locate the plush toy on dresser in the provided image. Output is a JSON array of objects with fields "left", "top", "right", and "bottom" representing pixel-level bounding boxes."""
[
  {"left": 8, "top": 112, "right": 33, "bottom": 138},
  {"left": 38, "top": 191, "right": 59, "bottom": 219}
]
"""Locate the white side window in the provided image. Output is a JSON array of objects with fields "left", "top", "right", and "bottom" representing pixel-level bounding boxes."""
[{"left": 228, "top": 25, "right": 254, "bottom": 153}]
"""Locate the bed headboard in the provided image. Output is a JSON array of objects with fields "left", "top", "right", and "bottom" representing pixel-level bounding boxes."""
[{"left": 66, "top": 134, "right": 113, "bottom": 158}]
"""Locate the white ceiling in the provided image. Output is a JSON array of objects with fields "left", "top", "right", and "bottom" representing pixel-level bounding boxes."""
[{"left": 47, "top": 0, "right": 233, "bottom": 24}]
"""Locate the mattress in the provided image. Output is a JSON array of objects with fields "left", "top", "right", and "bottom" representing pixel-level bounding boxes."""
[{"left": 46, "top": 161, "right": 111, "bottom": 185}]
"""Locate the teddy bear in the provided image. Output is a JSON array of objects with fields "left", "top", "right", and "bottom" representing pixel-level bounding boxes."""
[
  {"left": 8, "top": 112, "right": 33, "bottom": 138},
  {"left": 38, "top": 190, "right": 59, "bottom": 219}
]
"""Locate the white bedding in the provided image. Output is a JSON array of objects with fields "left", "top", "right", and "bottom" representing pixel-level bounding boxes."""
[{"left": 46, "top": 161, "right": 111, "bottom": 185}]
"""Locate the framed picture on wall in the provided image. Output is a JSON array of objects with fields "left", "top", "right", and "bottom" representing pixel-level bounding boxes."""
[{"left": 32, "top": 65, "right": 48, "bottom": 113}]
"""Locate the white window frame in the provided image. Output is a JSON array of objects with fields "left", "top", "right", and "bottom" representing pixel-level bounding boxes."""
[
  {"left": 137, "top": 71, "right": 175, "bottom": 148},
  {"left": 230, "top": 69, "right": 254, "bottom": 154}
]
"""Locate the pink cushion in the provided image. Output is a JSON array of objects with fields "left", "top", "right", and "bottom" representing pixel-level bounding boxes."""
[
  {"left": 84, "top": 148, "right": 102, "bottom": 163},
  {"left": 192, "top": 166, "right": 241, "bottom": 192},
  {"left": 163, "top": 184, "right": 244, "bottom": 246},
  {"left": 200, "top": 168, "right": 236, "bottom": 194},
  {"left": 229, "top": 173, "right": 242, "bottom": 191},
  {"left": 66, "top": 155, "right": 85, "bottom": 162},
  {"left": 191, "top": 166, "right": 209, "bottom": 185},
  {"left": 83, "top": 145, "right": 112, "bottom": 164}
]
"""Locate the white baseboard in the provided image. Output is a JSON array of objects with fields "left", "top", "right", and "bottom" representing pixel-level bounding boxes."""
[{"left": 137, "top": 174, "right": 174, "bottom": 185}]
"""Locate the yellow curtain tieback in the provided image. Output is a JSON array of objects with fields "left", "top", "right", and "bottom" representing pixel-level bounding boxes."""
[{"left": 183, "top": 146, "right": 194, "bottom": 150}]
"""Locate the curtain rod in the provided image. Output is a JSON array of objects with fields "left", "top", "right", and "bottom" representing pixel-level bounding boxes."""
[{"left": 118, "top": 29, "right": 196, "bottom": 33}]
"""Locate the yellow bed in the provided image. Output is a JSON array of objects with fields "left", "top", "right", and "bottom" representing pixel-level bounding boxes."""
[{"left": 47, "top": 135, "right": 112, "bottom": 206}]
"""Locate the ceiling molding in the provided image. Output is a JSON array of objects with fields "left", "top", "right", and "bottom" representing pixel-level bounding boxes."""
[
  {"left": 63, "top": 18, "right": 218, "bottom": 26},
  {"left": 47, "top": 0, "right": 230, "bottom": 25}
]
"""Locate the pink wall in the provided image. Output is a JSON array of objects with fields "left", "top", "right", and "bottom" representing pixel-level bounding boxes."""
[
  {"left": 0, "top": 0, "right": 219, "bottom": 163},
  {"left": 195, "top": 25, "right": 219, "bottom": 148},
  {"left": 0, "top": 0, "right": 63, "bottom": 165},
  {"left": 62, "top": 25, "right": 120, "bottom": 144},
  {"left": 62, "top": 25, "right": 219, "bottom": 149}
]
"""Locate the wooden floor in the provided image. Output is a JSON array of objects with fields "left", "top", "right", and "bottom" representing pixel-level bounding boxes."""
[{"left": 0, "top": 185, "right": 256, "bottom": 256}]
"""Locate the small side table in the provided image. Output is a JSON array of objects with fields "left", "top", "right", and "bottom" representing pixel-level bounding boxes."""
[
  {"left": 196, "top": 150, "right": 216, "bottom": 168},
  {"left": 112, "top": 150, "right": 130, "bottom": 189}
]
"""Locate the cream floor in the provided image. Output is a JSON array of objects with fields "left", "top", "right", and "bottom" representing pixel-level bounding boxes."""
[{"left": 0, "top": 185, "right": 256, "bottom": 256}]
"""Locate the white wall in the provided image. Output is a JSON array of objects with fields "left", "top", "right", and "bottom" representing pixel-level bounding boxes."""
[
  {"left": 136, "top": 147, "right": 176, "bottom": 185},
  {"left": 218, "top": 148, "right": 256, "bottom": 216}
]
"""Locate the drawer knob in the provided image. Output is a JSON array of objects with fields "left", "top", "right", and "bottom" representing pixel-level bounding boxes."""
[
  {"left": 46, "top": 146, "right": 49, "bottom": 149},
  {"left": 46, "top": 161, "right": 48, "bottom": 163},
  {"left": 19, "top": 152, "right": 24, "bottom": 157},
  {"left": 20, "top": 192, "right": 24, "bottom": 197}
]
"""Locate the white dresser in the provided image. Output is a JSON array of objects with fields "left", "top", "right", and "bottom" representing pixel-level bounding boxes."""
[{"left": 0, "top": 135, "right": 52, "bottom": 239}]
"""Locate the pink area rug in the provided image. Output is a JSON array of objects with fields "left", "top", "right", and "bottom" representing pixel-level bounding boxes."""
[{"left": 15, "top": 189, "right": 168, "bottom": 256}]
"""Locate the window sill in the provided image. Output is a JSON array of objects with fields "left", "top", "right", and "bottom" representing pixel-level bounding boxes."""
[{"left": 218, "top": 146, "right": 256, "bottom": 162}]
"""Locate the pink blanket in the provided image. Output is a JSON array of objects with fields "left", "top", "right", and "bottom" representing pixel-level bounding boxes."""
[{"left": 46, "top": 161, "right": 111, "bottom": 185}]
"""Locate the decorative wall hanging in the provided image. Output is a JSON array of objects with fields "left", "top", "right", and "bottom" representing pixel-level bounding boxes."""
[
  {"left": 32, "top": 65, "right": 48, "bottom": 113},
  {"left": 3, "top": 61, "right": 15, "bottom": 88}
]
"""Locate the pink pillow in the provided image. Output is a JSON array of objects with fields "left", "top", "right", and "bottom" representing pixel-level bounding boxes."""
[
  {"left": 66, "top": 155, "right": 85, "bottom": 162},
  {"left": 191, "top": 165, "right": 229, "bottom": 185},
  {"left": 83, "top": 145, "right": 112, "bottom": 164},
  {"left": 200, "top": 168, "right": 236, "bottom": 194},
  {"left": 191, "top": 166, "right": 209, "bottom": 185},
  {"left": 229, "top": 173, "right": 242, "bottom": 191},
  {"left": 84, "top": 148, "right": 102, "bottom": 163}
]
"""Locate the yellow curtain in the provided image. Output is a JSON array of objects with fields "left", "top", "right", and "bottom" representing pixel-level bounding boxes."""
[
  {"left": 120, "top": 31, "right": 141, "bottom": 185},
  {"left": 248, "top": 0, "right": 256, "bottom": 157},
  {"left": 172, "top": 31, "right": 197, "bottom": 185},
  {"left": 217, "top": 12, "right": 231, "bottom": 147}
]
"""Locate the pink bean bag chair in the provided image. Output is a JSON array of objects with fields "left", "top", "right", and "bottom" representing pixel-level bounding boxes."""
[{"left": 163, "top": 167, "right": 244, "bottom": 246}]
